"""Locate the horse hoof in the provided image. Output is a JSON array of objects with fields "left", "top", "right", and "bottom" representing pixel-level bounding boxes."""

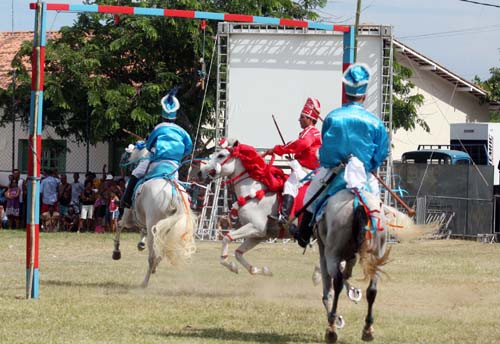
[
  {"left": 221, "top": 261, "right": 239, "bottom": 274},
  {"left": 312, "top": 266, "right": 321, "bottom": 286},
  {"left": 335, "top": 315, "right": 345, "bottom": 329},
  {"left": 361, "top": 326, "right": 374, "bottom": 342},
  {"left": 137, "top": 242, "right": 146, "bottom": 251},
  {"left": 348, "top": 287, "right": 362, "bottom": 303},
  {"left": 112, "top": 250, "right": 121, "bottom": 260},
  {"left": 249, "top": 266, "right": 260, "bottom": 275},
  {"left": 325, "top": 328, "right": 338, "bottom": 343},
  {"left": 262, "top": 266, "right": 273, "bottom": 277}
]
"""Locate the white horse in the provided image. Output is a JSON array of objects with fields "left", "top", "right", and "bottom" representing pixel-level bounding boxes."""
[
  {"left": 112, "top": 145, "right": 196, "bottom": 288},
  {"left": 200, "top": 140, "right": 309, "bottom": 276}
]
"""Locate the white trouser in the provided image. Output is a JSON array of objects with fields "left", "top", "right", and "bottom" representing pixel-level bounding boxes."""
[
  {"left": 132, "top": 159, "right": 179, "bottom": 179},
  {"left": 304, "top": 157, "right": 381, "bottom": 212},
  {"left": 304, "top": 167, "right": 331, "bottom": 212},
  {"left": 283, "top": 159, "right": 310, "bottom": 197}
]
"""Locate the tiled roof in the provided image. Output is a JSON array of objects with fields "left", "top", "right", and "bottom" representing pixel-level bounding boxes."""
[{"left": 0, "top": 31, "right": 58, "bottom": 89}]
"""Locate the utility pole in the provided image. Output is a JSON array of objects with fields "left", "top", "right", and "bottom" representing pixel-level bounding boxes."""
[{"left": 354, "top": 0, "right": 362, "bottom": 62}]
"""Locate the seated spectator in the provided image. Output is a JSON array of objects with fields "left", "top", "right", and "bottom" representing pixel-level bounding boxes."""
[
  {"left": 62, "top": 206, "right": 78, "bottom": 232},
  {"left": 78, "top": 180, "right": 96, "bottom": 232},
  {"left": 41, "top": 204, "right": 60, "bottom": 232},
  {"left": 5, "top": 180, "right": 20, "bottom": 229}
]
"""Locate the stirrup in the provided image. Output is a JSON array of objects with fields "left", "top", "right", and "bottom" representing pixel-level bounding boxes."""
[{"left": 268, "top": 213, "right": 288, "bottom": 224}]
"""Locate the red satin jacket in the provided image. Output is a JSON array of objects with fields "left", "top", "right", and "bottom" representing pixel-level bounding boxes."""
[{"left": 272, "top": 125, "right": 321, "bottom": 170}]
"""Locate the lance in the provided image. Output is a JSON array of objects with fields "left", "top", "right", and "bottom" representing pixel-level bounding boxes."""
[
  {"left": 371, "top": 172, "right": 416, "bottom": 217},
  {"left": 122, "top": 128, "right": 144, "bottom": 141},
  {"left": 271, "top": 114, "right": 292, "bottom": 160}
]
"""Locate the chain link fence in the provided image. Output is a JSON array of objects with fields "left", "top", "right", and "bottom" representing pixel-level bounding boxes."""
[
  {"left": 0, "top": 119, "right": 129, "bottom": 183},
  {"left": 393, "top": 162, "right": 495, "bottom": 239}
]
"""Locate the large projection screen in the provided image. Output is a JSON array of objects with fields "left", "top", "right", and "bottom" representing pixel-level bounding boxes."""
[{"left": 225, "top": 31, "right": 382, "bottom": 149}]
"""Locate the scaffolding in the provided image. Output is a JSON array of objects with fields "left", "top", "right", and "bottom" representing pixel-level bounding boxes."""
[{"left": 196, "top": 23, "right": 394, "bottom": 240}]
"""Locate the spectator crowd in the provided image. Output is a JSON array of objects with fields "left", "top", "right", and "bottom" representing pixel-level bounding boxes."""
[{"left": 0, "top": 165, "right": 125, "bottom": 233}]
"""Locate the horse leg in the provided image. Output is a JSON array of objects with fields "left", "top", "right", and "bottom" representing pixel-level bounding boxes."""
[
  {"left": 141, "top": 229, "right": 158, "bottom": 288},
  {"left": 137, "top": 228, "right": 146, "bottom": 251},
  {"left": 361, "top": 274, "right": 379, "bottom": 342},
  {"left": 324, "top": 254, "right": 345, "bottom": 343},
  {"left": 343, "top": 255, "right": 362, "bottom": 303},
  {"left": 220, "top": 224, "right": 264, "bottom": 274},
  {"left": 112, "top": 220, "right": 123, "bottom": 260},
  {"left": 235, "top": 238, "right": 271, "bottom": 276},
  {"left": 317, "top": 239, "right": 333, "bottom": 314},
  {"left": 220, "top": 233, "right": 239, "bottom": 274}
]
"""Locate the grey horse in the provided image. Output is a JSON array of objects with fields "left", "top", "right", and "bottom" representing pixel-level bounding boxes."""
[{"left": 317, "top": 187, "right": 432, "bottom": 343}]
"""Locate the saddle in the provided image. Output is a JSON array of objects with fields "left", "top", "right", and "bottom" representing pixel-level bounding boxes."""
[{"left": 132, "top": 162, "right": 180, "bottom": 205}]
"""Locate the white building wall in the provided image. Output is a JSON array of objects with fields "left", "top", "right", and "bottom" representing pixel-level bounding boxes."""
[
  {"left": 391, "top": 54, "right": 490, "bottom": 161},
  {"left": 0, "top": 116, "right": 108, "bottom": 174}
]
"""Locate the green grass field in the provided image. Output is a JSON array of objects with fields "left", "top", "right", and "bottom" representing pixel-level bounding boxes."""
[{"left": 1, "top": 230, "right": 500, "bottom": 343}]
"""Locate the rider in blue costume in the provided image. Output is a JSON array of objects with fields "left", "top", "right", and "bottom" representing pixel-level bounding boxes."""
[
  {"left": 120, "top": 88, "right": 193, "bottom": 209},
  {"left": 289, "top": 63, "right": 389, "bottom": 248}
]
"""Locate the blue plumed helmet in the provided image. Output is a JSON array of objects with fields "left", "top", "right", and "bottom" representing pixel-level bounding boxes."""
[
  {"left": 343, "top": 63, "right": 371, "bottom": 97},
  {"left": 161, "top": 86, "right": 181, "bottom": 119}
]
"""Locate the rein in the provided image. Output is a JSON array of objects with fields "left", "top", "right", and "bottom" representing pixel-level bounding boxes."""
[{"left": 209, "top": 147, "right": 271, "bottom": 211}]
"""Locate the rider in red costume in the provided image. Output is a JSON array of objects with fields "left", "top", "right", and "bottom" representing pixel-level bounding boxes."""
[{"left": 264, "top": 97, "right": 322, "bottom": 224}]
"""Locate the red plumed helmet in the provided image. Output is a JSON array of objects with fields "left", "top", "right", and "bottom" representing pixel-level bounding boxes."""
[{"left": 300, "top": 97, "right": 321, "bottom": 120}]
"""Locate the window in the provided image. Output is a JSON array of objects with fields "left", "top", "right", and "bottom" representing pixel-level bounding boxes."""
[{"left": 18, "top": 139, "right": 67, "bottom": 174}]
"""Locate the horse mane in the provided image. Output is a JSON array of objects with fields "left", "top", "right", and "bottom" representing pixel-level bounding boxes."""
[{"left": 231, "top": 143, "right": 287, "bottom": 192}]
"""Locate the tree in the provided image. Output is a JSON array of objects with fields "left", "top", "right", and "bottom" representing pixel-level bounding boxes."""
[
  {"left": 0, "top": 0, "right": 326, "bottom": 151},
  {"left": 391, "top": 56, "right": 427, "bottom": 133},
  {"left": 474, "top": 67, "right": 500, "bottom": 121}
]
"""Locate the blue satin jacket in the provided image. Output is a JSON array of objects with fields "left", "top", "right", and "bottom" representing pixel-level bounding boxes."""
[
  {"left": 319, "top": 102, "right": 388, "bottom": 172},
  {"left": 146, "top": 122, "right": 193, "bottom": 164}
]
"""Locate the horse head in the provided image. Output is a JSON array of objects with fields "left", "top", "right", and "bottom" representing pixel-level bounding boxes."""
[
  {"left": 200, "top": 139, "right": 243, "bottom": 182},
  {"left": 125, "top": 140, "right": 150, "bottom": 164}
]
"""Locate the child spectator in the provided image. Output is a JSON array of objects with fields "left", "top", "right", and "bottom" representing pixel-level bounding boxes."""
[
  {"left": 62, "top": 206, "right": 78, "bottom": 232},
  {"left": 41, "top": 204, "right": 60, "bottom": 232},
  {"left": 108, "top": 191, "right": 120, "bottom": 233},
  {"left": 78, "top": 180, "right": 95, "bottom": 232},
  {"left": 0, "top": 205, "right": 8, "bottom": 229},
  {"left": 5, "top": 180, "right": 20, "bottom": 229}
]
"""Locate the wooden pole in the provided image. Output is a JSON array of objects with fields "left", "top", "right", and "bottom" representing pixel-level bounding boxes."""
[{"left": 371, "top": 172, "right": 416, "bottom": 217}]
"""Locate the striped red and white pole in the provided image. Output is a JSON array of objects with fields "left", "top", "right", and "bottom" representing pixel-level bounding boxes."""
[
  {"left": 30, "top": 3, "right": 351, "bottom": 33},
  {"left": 26, "top": 1, "right": 46, "bottom": 299}
]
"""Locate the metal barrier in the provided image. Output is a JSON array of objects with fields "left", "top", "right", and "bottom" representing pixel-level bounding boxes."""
[{"left": 414, "top": 195, "right": 493, "bottom": 238}]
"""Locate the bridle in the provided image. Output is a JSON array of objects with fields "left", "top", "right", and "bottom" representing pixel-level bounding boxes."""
[{"left": 207, "top": 147, "right": 250, "bottom": 187}]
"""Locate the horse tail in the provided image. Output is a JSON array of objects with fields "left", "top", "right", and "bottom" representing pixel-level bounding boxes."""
[
  {"left": 352, "top": 204, "right": 368, "bottom": 252},
  {"left": 151, "top": 187, "right": 197, "bottom": 266},
  {"left": 383, "top": 204, "right": 440, "bottom": 242},
  {"left": 355, "top": 204, "right": 392, "bottom": 282}
]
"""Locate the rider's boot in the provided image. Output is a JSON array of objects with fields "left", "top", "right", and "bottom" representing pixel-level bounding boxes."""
[
  {"left": 120, "top": 175, "right": 139, "bottom": 209},
  {"left": 268, "top": 194, "right": 294, "bottom": 224},
  {"left": 288, "top": 210, "right": 314, "bottom": 248}
]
